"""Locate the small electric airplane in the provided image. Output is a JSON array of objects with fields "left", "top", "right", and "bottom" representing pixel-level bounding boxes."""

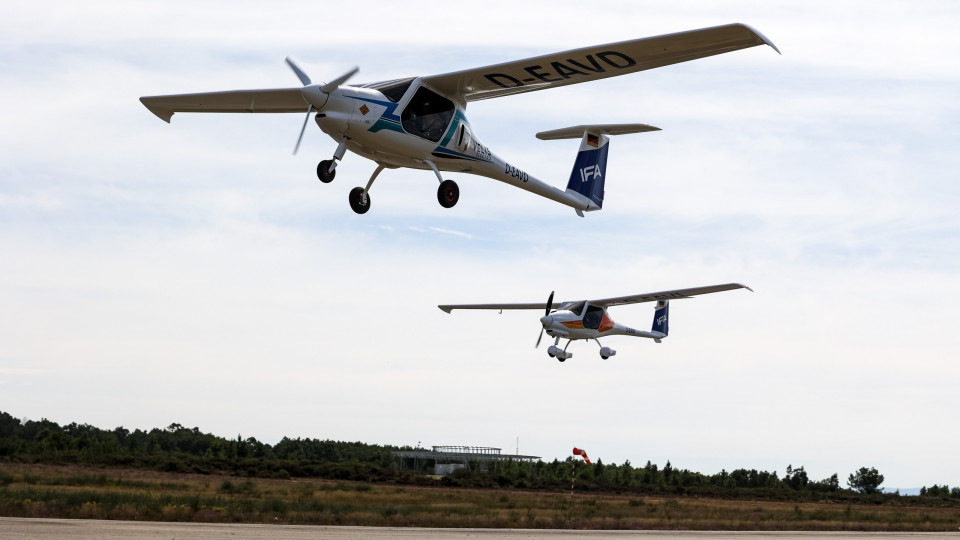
[
  {"left": 140, "top": 24, "right": 778, "bottom": 215},
  {"left": 439, "top": 283, "right": 751, "bottom": 361}
]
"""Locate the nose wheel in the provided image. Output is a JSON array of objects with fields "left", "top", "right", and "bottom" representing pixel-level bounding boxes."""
[
  {"left": 349, "top": 187, "right": 371, "bottom": 214},
  {"left": 317, "top": 160, "right": 336, "bottom": 183},
  {"left": 548, "top": 344, "right": 573, "bottom": 362},
  {"left": 437, "top": 179, "right": 459, "bottom": 208},
  {"left": 317, "top": 139, "right": 348, "bottom": 184}
]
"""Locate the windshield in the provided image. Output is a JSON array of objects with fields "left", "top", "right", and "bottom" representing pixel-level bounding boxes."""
[
  {"left": 563, "top": 301, "right": 585, "bottom": 317},
  {"left": 363, "top": 78, "right": 415, "bottom": 103}
]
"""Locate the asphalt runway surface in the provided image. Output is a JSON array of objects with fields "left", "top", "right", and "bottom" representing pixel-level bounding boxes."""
[{"left": 1, "top": 518, "right": 958, "bottom": 539}]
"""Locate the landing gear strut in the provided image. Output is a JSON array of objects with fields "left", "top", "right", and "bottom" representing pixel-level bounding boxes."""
[
  {"left": 317, "top": 137, "right": 348, "bottom": 183},
  {"left": 348, "top": 164, "right": 385, "bottom": 215}
]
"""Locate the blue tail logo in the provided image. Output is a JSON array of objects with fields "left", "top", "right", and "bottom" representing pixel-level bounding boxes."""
[
  {"left": 565, "top": 132, "right": 609, "bottom": 208},
  {"left": 651, "top": 300, "right": 669, "bottom": 335}
]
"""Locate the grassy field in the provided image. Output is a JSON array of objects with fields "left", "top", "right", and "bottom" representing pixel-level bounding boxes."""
[{"left": 1, "top": 463, "right": 958, "bottom": 531}]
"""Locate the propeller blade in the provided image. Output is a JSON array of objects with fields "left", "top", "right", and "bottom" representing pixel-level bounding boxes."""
[
  {"left": 285, "top": 57, "right": 312, "bottom": 86},
  {"left": 320, "top": 66, "right": 359, "bottom": 94},
  {"left": 536, "top": 291, "right": 555, "bottom": 348},
  {"left": 292, "top": 105, "right": 312, "bottom": 155}
]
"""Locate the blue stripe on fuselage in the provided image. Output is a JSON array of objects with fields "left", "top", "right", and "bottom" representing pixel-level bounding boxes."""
[
  {"left": 438, "top": 109, "right": 470, "bottom": 148},
  {"left": 350, "top": 96, "right": 402, "bottom": 123},
  {"left": 431, "top": 146, "right": 489, "bottom": 162}
]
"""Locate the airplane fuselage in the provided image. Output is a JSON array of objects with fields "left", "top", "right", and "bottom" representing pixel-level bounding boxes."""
[
  {"left": 313, "top": 81, "right": 598, "bottom": 212},
  {"left": 541, "top": 307, "right": 664, "bottom": 342}
]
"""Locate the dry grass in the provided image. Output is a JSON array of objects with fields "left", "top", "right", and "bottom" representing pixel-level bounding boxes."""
[{"left": 1, "top": 463, "right": 958, "bottom": 531}]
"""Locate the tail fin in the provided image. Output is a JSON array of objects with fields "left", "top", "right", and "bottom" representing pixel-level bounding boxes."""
[
  {"left": 652, "top": 300, "right": 669, "bottom": 336},
  {"left": 565, "top": 132, "right": 610, "bottom": 208},
  {"left": 536, "top": 124, "right": 660, "bottom": 210}
]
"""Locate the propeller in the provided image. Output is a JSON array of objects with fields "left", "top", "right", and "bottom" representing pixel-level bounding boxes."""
[
  {"left": 285, "top": 57, "right": 312, "bottom": 85},
  {"left": 284, "top": 57, "right": 359, "bottom": 155},
  {"left": 536, "top": 291, "right": 555, "bottom": 348}
]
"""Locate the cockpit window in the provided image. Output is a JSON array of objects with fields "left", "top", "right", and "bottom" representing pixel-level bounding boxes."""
[
  {"left": 582, "top": 305, "right": 604, "bottom": 330},
  {"left": 400, "top": 86, "right": 455, "bottom": 142},
  {"left": 363, "top": 78, "right": 415, "bottom": 103}
]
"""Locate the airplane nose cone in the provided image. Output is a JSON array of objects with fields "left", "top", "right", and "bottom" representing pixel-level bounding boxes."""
[
  {"left": 300, "top": 85, "right": 329, "bottom": 108},
  {"left": 540, "top": 315, "right": 553, "bottom": 326}
]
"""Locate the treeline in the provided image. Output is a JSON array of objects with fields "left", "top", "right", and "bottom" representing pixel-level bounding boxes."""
[
  {"left": 1, "top": 411, "right": 957, "bottom": 505},
  {"left": 0, "top": 412, "right": 407, "bottom": 481}
]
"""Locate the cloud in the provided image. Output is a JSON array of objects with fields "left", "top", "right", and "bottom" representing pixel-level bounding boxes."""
[{"left": 428, "top": 227, "right": 472, "bottom": 239}]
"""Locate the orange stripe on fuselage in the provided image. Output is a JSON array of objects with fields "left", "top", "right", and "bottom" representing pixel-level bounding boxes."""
[{"left": 561, "top": 314, "right": 616, "bottom": 333}]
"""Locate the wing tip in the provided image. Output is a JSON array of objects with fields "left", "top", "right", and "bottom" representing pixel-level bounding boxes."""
[
  {"left": 140, "top": 97, "right": 174, "bottom": 123},
  {"left": 737, "top": 22, "right": 781, "bottom": 55},
  {"left": 438, "top": 306, "right": 453, "bottom": 314}
]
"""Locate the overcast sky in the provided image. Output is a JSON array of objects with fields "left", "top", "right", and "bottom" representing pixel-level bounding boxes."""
[{"left": 2, "top": 1, "right": 958, "bottom": 489}]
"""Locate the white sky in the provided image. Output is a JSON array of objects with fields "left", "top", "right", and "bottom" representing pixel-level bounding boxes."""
[{"left": 2, "top": 1, "right": 958, "bottom": 489}]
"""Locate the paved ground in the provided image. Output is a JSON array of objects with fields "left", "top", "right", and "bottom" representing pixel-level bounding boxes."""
[{"left": 1, "top": 518, "right": 958, "bottom": 539}]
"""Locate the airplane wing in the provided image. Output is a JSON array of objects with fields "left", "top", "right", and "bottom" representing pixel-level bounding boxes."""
[
  {"left": 438, "top": 303, "right": 552, "bottom": 313},
  {"left": 439, "top": 283, "right": 750, "bottom": 313},
  {"left": 140, "top": 88, "right": 308, "bottom": 123},
  {"left": 421, "top": 23, "right": 779, "bottom": 102},
  {"left": 592, "top": 283, "right": 752, "bottom": 308}
]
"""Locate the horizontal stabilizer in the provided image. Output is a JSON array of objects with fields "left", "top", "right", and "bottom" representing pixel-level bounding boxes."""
[{"left": 537, "top": 123, "right": 660, "bottom": 140}]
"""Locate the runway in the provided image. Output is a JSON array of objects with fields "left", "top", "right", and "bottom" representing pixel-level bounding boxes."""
[{"left": 1, "top": 518, "right": 956, "bottom": 539}]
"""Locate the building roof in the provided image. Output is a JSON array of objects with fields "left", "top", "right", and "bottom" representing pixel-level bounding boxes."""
[{"left": 392, "top": 445, "right": 539, "bottom": 462}]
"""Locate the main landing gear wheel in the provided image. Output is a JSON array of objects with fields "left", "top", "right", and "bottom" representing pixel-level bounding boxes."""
[
  {"left": 558, "top": 357, "right": 566, "bottom": 363},
  {"left": 348, "top": 187, "right": 370, "bottom": 214},
  {"left": 437, "top": 179, "right": 459, "bottom": 208},
  {"left": 317, "top": 160, "right": 336, "bottom": 183}
]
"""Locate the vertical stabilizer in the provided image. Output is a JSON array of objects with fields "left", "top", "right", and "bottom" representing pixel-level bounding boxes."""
[
  {"left": 565, "top": 131, "right": 609, "bottom": 208},
  {"left": 652, "top": 300, "right": 669, "bottom": 336}
]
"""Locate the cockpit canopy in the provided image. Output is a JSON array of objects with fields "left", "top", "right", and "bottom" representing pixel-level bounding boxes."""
[
  {"left": 556, "top": 301, "right": 606, "bottom": 330},
  {"left": 362, "top": 78, "right": 415, "bottom": 102},
  {"left": 363, "top": 79, "right": 456, "bottom": 143}
]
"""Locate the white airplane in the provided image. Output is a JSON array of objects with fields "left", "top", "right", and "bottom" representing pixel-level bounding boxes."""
[
  {"left": 140, "top": 24, "right": 778, "bottom": 215},
  {"left": 439, "top": 283, "right": 752, "bottom": 361}
]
